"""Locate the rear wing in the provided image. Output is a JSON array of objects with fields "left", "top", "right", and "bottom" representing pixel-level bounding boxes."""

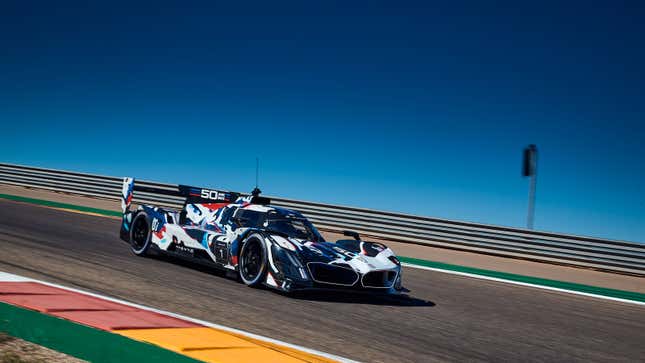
[
  {"left": 120, "top": 178, "right": 268, "bottom": 213},
  {"left": 121, "top": 177, "right": 135, "bottom": 212}
]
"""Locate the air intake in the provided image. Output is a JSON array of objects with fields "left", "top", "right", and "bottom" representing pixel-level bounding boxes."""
[
  {"left": 361, "top": 270, "right": 397, "bottom": 288},
  {"left": 307, "top": 263, "right": 359, "bottom": 286}
]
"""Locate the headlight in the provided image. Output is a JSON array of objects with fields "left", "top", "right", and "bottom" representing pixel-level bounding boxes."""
[{"left": 388, "top": 255, "right": 401, "bottom": 265}]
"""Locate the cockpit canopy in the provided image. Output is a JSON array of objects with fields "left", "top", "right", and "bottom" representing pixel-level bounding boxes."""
[{"left": 232, "top": 207, "right": 323, "bottom": 242}]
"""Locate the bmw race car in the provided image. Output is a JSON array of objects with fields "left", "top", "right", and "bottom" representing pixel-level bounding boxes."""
[{"left": 119, "top": 178, "right": 403, "bottom": 293}]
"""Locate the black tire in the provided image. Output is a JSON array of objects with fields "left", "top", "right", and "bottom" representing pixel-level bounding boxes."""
[
  {"left": 238, "top": 233, "right": 268, "bottom": 287},
  {"left": 130, "top": 212, "right": 152, "bottom": 256}
]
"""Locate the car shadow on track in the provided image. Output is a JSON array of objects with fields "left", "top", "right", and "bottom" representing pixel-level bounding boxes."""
[
  {"left": 147, "top": 252, "right": 434, "bottom": 306},
  {"left": 147, "top": 251, "right": 230, "bottom": 277},
  {"left": 284, "top": 290, "right": 435, "bottom": 307}
]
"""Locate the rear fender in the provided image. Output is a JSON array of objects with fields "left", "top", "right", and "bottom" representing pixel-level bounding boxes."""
[
  {"left": 120, "top": 205, "right": 171, "bottom": 243},
  {"left": 119, "top": 210, "right": 135, "bottom": 242}
]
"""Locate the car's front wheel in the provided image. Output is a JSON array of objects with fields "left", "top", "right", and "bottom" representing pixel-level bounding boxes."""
[
  {"left": 239, "top": 234, "right": 268, "bottom": 287},
  {"left": 130, "top": 212, "right": 151, "bottom": 256}
]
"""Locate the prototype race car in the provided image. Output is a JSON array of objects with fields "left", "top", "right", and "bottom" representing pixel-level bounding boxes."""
[{"left": 119, "top": 178, "right": 402, "bottom": 293}]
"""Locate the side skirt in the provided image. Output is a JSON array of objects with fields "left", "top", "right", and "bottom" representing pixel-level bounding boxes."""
[{"left": 148, "top": 245, "right": 234, "bottom": 275}]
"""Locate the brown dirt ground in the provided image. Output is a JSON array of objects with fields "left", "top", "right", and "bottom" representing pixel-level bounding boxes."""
[{"left": 0, "top": 333, "right": 86, "bottom": 363}]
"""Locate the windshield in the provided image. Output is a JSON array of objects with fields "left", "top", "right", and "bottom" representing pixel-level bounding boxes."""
[{"left": 265, "top": 218, "right": 322, "bottom": 241}]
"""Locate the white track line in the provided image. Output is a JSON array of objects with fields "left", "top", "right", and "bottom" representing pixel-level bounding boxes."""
[
  {"left": 0, "top": 271, "right": 30, "bottom": 282},
  {"left": 0, "top": 270, "right": 359, "bottom": 363},
  {"left": 402, "top": 262, "right": 645, "bottom": 307}
]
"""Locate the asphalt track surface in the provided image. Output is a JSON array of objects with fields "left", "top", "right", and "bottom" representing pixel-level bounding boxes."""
[{"left": 0, "top": 200, "right": 643, "bottom": 362}]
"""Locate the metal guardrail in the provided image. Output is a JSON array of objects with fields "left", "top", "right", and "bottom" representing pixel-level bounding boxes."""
[{"left": 1, "top": 162, "right": 644, "bottom": 276}]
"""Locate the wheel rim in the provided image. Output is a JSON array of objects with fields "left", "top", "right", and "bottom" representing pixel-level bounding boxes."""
[
  {"left": 131, "top": 217, "right": 148, "bottom": 250},
  {"left": 241, "top": 240, "right": 263, "bottom": 281}
]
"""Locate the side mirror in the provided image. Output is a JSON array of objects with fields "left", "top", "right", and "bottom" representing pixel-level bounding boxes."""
[{"left": 343, "top": 230, "right": 361, "bottom": 241}]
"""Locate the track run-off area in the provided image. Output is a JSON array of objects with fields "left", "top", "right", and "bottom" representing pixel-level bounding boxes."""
[{"left": 1, "top": 199, "right": 644, "bottom": 362}]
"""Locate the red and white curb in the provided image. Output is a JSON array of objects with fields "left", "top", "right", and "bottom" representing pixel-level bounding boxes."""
[{"left": 0, "top": 271, "right": 359, "bottom": 363}]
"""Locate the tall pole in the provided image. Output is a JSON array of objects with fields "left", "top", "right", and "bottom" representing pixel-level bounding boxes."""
[
  {"left": 527, "top": 161, "right": 537, "bottom": 229},
  {"left": 523, "top": 145, "right": 538, "bottom": 229}
]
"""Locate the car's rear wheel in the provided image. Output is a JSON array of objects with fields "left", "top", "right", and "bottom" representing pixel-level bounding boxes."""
[
  {"left": 239, "top": 234, "right": 267, "bottom": 287},
  {"left": 130, "top": 212, "right": 151, "bottom": 256}
]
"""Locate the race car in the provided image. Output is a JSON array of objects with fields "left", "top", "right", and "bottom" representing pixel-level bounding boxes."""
[{"left": 119, "top": 178, "right": 402, "bottom": 293}]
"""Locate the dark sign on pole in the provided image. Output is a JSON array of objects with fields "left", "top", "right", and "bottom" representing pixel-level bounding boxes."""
[
  {"left": 522, "top": 144, "right": 538, "bottom": 229},
  {"left": 522, "top": 144, "right": 537, "bottom": 177}
]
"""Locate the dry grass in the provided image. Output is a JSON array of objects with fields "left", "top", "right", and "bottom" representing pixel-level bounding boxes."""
[{"left": 0, "top": 333, "right": 85, "bottom": 363}]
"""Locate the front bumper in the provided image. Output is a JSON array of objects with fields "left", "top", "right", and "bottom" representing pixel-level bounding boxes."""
[{"left": 267, "top": 263, "right": 403, "bottom": 294}]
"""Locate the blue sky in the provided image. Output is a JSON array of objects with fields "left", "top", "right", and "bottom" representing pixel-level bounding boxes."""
[{"left": 1, "top": 1, "right": 643, "bottom": 242}]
